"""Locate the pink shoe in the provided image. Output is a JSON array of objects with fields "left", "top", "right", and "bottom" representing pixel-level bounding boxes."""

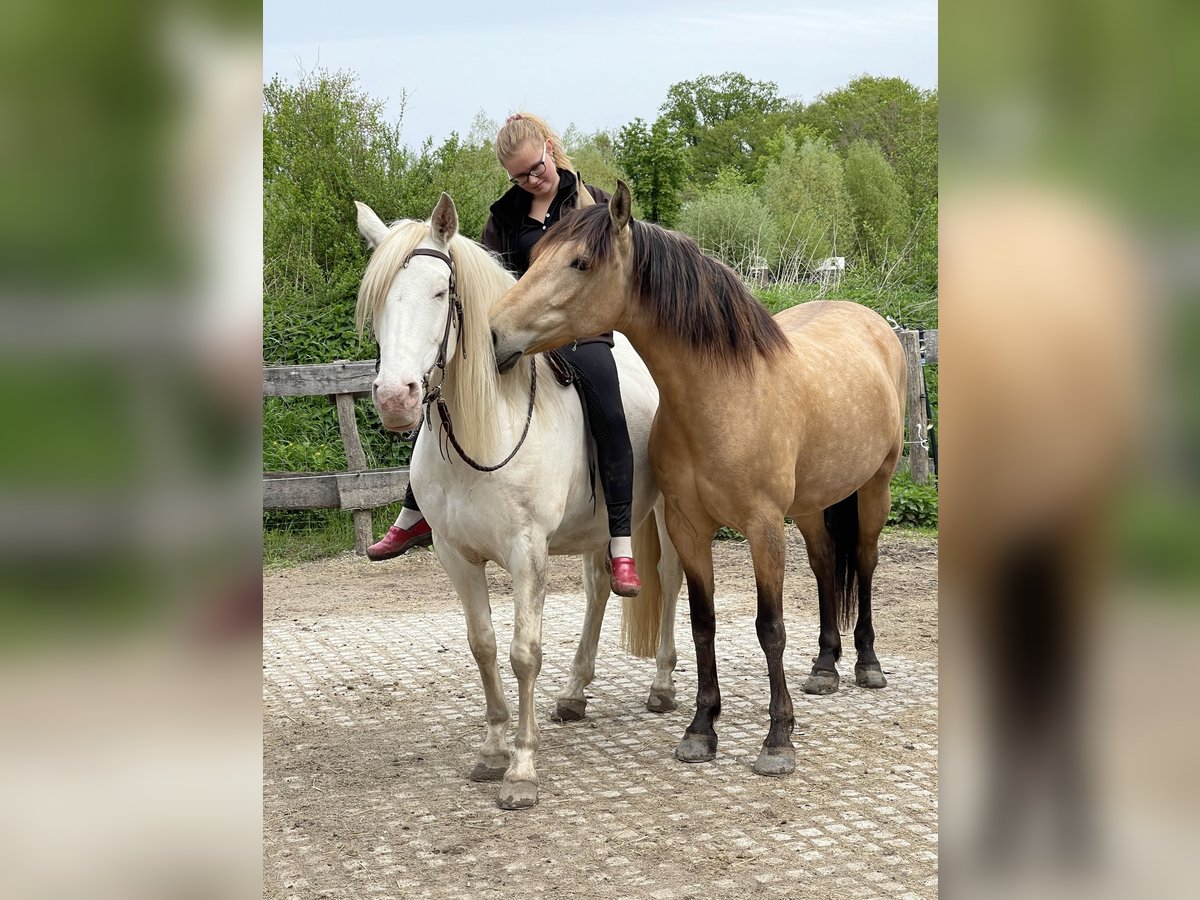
[
  {"left": 366, "top": 518, "right": 433, "bottom": 560},
  {"left": 606, "top": 550, "right": 641, "bottom": 597}
]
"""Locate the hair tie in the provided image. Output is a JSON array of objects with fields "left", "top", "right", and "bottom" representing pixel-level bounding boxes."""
[{"left": 505, "top": 113, "right": 523, "bottom": 124}]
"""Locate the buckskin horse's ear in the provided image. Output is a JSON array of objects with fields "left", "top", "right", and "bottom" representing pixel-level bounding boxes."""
[
  {"left": 355, "top": 200, "right": 390, "bottom": 249},
  {"left": 430, "top": 192, "right": 459, "bottom": 246},
  {"left": 610, "top": 180, "right": 632, "bottom": 233},
  {"left": 576, "top": 175, "right": 596, "bottom": 210}
]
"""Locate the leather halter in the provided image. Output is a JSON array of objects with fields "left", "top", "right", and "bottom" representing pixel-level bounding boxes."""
[
  {"left": 408, "top": 247, "right": 464, "bottom": 385},
  {"left": 381, "top": 246, "right": 538, "bottom": 473}
]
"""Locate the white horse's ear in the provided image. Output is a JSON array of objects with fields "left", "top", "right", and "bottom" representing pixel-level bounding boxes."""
[
  {"left": 431, "top": 192, "right": 459, "bottom": 246},
  {"left": 610, "top": 180, "right": 632, "bottom": 232},
  {"left": 355, "top": 201, "right": 390, "bottom": 249}
]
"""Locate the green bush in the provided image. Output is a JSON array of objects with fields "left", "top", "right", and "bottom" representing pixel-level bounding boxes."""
[
  {"left": 888, "top": 470, "right": 938, "bottom": 528},
  {"left": 677, "top": 168, "right": 778, "bottom": 274}
]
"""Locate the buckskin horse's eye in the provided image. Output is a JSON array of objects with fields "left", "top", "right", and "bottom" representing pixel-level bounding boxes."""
[{"left": 569, "top": 257, "right": 590, "bottom": 271}]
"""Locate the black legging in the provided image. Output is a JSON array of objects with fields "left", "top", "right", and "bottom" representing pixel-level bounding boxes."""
[
  {"left": 401, "top": 341, "right": 634, "bottom": 538},
  {"left": 561, "top": 341, "right": 634, "bottom": 538}
]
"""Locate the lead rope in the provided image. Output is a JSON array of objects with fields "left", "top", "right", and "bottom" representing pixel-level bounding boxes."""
[{"left": 430, "top": 359, "right": 538, "bottom": 472}]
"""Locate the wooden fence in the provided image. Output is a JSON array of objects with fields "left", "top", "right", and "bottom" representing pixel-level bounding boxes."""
[
  {"left": 263, "top": 360, "right": 409, "bottom": 555},
  {"left": 261, "top": 329, "right": 936, "bottom": 554}
]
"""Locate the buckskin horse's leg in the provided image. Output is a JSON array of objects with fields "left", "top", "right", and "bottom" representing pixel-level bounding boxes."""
[
  {"left": 498, "top": 536, "right": 549, "bottom": 810},
  {"left": 853, "top": 462, "right": 896, "bottom": 689},
  {"left": 796, "top": 513, "right": 843, "bottom": 695},
  {"left": 668, "top": 506, "right": 721, "bottom": 764},
  {"left": 745, "top": 516, "right": 796, "bottom": 775},
  {"left": 437, "top": 542, "right": 511, "bottom": 783}
]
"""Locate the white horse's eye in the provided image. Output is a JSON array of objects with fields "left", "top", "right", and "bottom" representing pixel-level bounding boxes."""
[{"left": 435, "top": 289, "right": 447, "bottom": 299}]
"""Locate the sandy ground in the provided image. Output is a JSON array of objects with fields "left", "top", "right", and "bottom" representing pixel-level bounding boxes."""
[{"left": 264, "top": 530, "right": 938, "bottom": 899}]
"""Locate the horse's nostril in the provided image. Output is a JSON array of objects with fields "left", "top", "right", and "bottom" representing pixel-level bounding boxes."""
[{"left": 491, "top": 330, "right": 499, "bottom": 350}]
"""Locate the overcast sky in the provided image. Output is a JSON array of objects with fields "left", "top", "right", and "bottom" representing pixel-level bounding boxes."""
[{"left": 263, "top": 0, "right": 937, "bottom": 150}]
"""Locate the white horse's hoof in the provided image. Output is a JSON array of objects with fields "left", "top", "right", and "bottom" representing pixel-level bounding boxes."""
[
  {"left": 647, "top": 687, "right": 677, "bottom": 713},
  {"left": 497, "top": 778, "right": 539, "bottom": 810},
  {"left": 469, "top": 762, "right": 507, "bottom": 782}
]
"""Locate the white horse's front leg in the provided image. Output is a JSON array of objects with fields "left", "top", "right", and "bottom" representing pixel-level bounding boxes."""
[
  {"left": 556, "top": 550, "right": 610, "bottom": 721},
  {"left": 499, "top": 540, "right": 549, "bottom": 810},
  {"left": 650, "top": 506, "right": 682, "bottom": 713},
  {"left": 436, "top": 541, "right": 510, "bottom": 782}
]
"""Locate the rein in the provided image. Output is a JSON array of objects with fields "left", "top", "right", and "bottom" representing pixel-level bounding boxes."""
[{"left": 379, "top": 246, "right": 538, "bottom": 473}]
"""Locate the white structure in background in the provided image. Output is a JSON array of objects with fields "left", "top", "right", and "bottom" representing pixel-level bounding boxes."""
[
  {"left": 747, "top": 254, "right": 770, "bottom": 286},
  {"left": 814, "top": 256, "right": 846, "bottom": 287}
]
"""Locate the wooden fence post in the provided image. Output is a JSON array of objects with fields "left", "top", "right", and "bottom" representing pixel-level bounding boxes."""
[
  {"left": 898, "top": 330, "right": 931, "bottom": 484},
  {"left": 333, "top": 387, "right": 375, "bottom": 555}
]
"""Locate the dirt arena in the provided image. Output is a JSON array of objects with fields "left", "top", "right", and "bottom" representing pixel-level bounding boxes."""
[{"left": 264, "top": 530, "right": 938, "bottom": 899}]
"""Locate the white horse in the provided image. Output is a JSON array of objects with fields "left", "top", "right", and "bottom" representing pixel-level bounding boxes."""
[{"left": 354, "top": 194, "right": 683, "bottom": 810}]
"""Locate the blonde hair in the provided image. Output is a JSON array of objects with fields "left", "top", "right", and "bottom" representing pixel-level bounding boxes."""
[{"left": 497, "top": 112, "right": 574, "bottom": 173}]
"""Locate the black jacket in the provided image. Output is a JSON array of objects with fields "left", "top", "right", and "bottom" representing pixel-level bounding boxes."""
[{"left": 481, "top": 169, "right": 614, "bottom": 347}]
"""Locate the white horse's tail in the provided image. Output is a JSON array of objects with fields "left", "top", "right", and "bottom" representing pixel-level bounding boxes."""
[{"left": 620, "top": 511, "right": 663, "bottom": 658}]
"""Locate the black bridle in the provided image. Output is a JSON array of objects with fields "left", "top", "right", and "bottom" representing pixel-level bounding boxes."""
[{"left": 376, "top": 246, "right": 537, "bottom": 472}]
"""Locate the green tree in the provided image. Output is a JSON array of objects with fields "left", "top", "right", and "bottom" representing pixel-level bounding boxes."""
[
  {"left": 843, "top": 139, "right": 911, "bottom": 262},
  {"left": 561, "top": 125, "right": 629, "bottom": 198},
  {"left": 614, "top": 116, "right": 689, "bottom": 226},
  {"left": 800, "top": 76, "right": 938, "bottom": 210},
  {"left": 263, "top": 70, "right": 414, "bottom": 481},
  {"left": 263, "top": 69, "right": 407, "bottom": 364},
  {"left": 659, "top": 72, "right": 798, "bottom": 186},
  {"left": 760, "top": 135, "right": 854, "bottom": 275},
  {"left": 388, "top": 128, "right": 509, "bottom": 241},
  {"left": 660, "top": 72, "right": 786, "bottom": 146}
]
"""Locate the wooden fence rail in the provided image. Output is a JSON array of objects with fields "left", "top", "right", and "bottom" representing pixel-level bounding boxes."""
[{"left": 263, "top": 329, "right": 937, "bottom": 553}]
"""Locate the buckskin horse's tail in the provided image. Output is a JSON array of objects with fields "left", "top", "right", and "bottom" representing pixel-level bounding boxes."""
[
  {"left": 620, "top": 512, "right": 663, "bottom": 659},
  {"left": 824, "top": 492, "right": 860, "bottom": 632}
]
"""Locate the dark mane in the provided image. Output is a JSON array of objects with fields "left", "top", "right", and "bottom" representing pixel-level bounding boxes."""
[{"left": 536, "top": 204, "right": 790, "bottom": 367}]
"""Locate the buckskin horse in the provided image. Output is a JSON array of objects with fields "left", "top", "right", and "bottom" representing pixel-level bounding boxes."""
[{"left": 489, "top": 181, "right": 906, "bottom": 777}]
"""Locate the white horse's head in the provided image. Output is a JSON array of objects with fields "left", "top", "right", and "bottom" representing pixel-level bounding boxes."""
[
  {"left": 355, "top": 194, "right": 462, "bottom": 432},
  {"left": 355, "top": 194, "right": 521, "bottom": 459}
]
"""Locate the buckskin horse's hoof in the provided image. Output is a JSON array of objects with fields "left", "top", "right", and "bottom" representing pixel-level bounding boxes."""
[
  {"left": 803, "top": 668, "right": 840, "bottom": 695},
  {"left": 752, "top": 745, "right": 796, "bottom": 776},
  {"left": 674, "top": 730, "right": 717, "bottom": 763},
  {"left": 855, "top": 664, "right": 888, "bottom": 689}
]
